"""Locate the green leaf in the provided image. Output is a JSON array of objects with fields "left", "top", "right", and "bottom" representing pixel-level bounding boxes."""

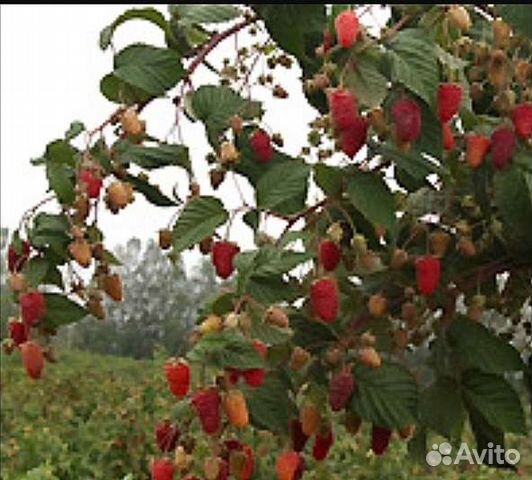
[
  {"left": 172, "top": 196, "right": 228, "bottom": 254},
  {"left": 350, "top": 362, "right": 418, "bottom": 430},
  {"left": 46, "top": 162, "right": 75, "bottom": 204},
  {"left": 46, "top": 140, "right": 76, "bottom": 167},
  {"left": 347, "top": 171, "right": 396, "bottom": 234},
  {"left": 462, "top": 369, "right": 526, "bottom": 434},
  {"left": 169, "top": 4, "right": 240, "bottom": 25},
  {"left": 344, "top": 51, "right": 389, "bottom": 108},
  {"left": 243, "top": 246, "right": 312, "bottom": 278},
  {"left": 250, "top": 321, "right": 292, "bottom": 346},
  {"left": 243, "top": 209, "right": 260, "bottom": 231},
  {"left": 116, "top": 141, "right": 191, "bottom": 172},
  {"left": 100, "top": 73, "right": 153, "bottom": 105},
  {"left": 447, "top": 317, "right": 523, "bottom": 375},
  {"left": 101, "top": 249, "right": 122, "bottom": 266},
  {"left": 291, "top": 313, "right": 336, "bottom": 353},
  {"left": 30, "top": 213, "right": 70, "bottom": 256},
  {"left": 245, "top": 372, "right": 296, "bottom": 433},
  {"left": 246, "top": 277, "right": 300, "bottom": 304},
  {"left": 41, "top": 294, "right": 87, "bottom": 329},
  {"left": 388, "top": 29, "right": 439, "bottom": 106},
  {"left": 100, "top": 7, "right": 168, "bottom": 50},
  {"left": 496, "top": 5, "right": 532, "bottom": 39},
  {"left": 191, "top": 85, "right": 262, "bottom": 146},
  {"left": 493, "top": 164, "right": 532, "bottom": 255},
  {"left": 253, "top": 5, "right": 325, "bottom": 59},
  {"left": 420, "top": 377, "right": 465, "bottom": 439},
  {"left": 64, "top": 121, "right": 85, "bottom": 141},
  {"left": 314, "top": 163, "right": 343, "bottom": 197},
  {"left": 22, "top": 257, "right": 50, "bottom": 287},
  {"left": 412, "top": 98, "right": 443, "bottom": 160},
  {"left": 256, "top": 160, "right": 310, "bottom": 213},
  {"left": 187, "top": 330, "right": 263, "bottom": 369},
  {"left": 113, "top": 44, "right": 184, "bottom": 96},
  {"left": 125, "top": 174, "right": 177, "bottom": 207}
]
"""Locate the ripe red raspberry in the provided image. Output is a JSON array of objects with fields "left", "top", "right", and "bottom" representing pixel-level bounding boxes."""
[
  {"left": 310, "top": 277, "right": 338, "bottom": 323},
  {"left": 415, "top": 256, "right": 441, "bottom": 295},
  {"left": 252, "top": 339, "right": 267, "bottom": 358},
  {"left": 328, "top": 368, "right": 356, "bottom": 412},
  {"left": 221, "top": 439, "right": 243, "bottom": 461},
  {"left": 7, "top": 240, "right": 31, "bottom": 273},
  {"left": 242, "top": 368, "right": 265, "bottom": 387},
  {"left": 249, "top": 129, "right": 273, "bottom": 163},
  {"left": 240, "top": 445, "right": 255, "bottom": 480},
  {"left": 466, "top": 134, "right": 490, "bottom": 168},
  {"left": 442, "top": 122, "right": 455, "bottom": 151},
  {"left": 227, "top": 367, "right": 242, "bottom": 385},
  {"left": 511, "top": 103, "right": 532, "bottom": 139},
  {"left": 340, "top": 116, "right": 368, "bottom": 157},
  {"left": 20, "top": 341, "right": 44, "bottom": 380},
  {"left": 371, "top": 425, "right": 392, "bottom": 455},
  {"left": 319, "top": 239, "right": 341, "bottom": 271},
  {"left": 8, "top": 319, "right": 28, "bottom": 346},
  {"left": 155, "top": 420, "right": 179, "bottom": 452},
  {"left": 19, "top": 291, "right": 46, "bottom": 327},
  {"left": 164, "top": 359, "right": 190, "bottom": 399},
  {"left": 218, "top": 458, "right": 230, "bottom": 480},
  {"left": 151, "top": 458, "right": 175, "bottom": 480},
  {"left": 323, "top": 29, "right": 333, "bottom": 53},
  {"left": 289, "top": 419, "right": 309, "bottom": 452},
  {"left": 391, "top": 98, "right": 421, "bottom": 143},
  {"left": 438, "top": 83, "right": 462, "bottom": 122},
  {"left": 78, "top": 169, "right": 103, "bottom": 199},
  {"left": 334, "top": 10, "right": 360, "bottom": 48},
  {"left": 276, "top": 451, "right": 303, "bottom": 480},
  {"left": 490, "top": 127, "right": 515, "bottom": 169},
  {"left": 328, "top": 88, "right": 358, "bottom": 131},
  {"left": 212, "top": 241, "right": 240, "bottom": 279},
  {"left": 191, "top": 387, "right": 222, "bottom": 435},
  {"left": 312, "top": 426, "right": 334, "bottom": 461}
]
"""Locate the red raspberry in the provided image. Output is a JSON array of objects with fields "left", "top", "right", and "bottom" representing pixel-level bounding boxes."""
[
  {"left": 289, "top": 419, "right": 309, "bottom": 452},
  {"left": 240, "top": 445, "right": 255, "bottom": 480},
  {"left": 249, "top": 129, "right": 273, "bottom": 163},
  {"left": 20, "top": 341, "right": 44, "bottom": 380},
  {"left": 442, "top": 122, "right": 455, "bottom": 151},
  {"left": 466, "top": 134, "right": 490, "bottom": 168},
  {"left": 391, "top": 98, "right": 421, "bottom": 143},
  {"left": 242, "top": 368, "right": 265, "bottom": 387},
  {"left": 155, "top": 420, "right": 179, "bottom": 452},
  {"left": 310, "top": 277, "right": 338, "bottom": 323},
  {"left": 8, "top": 319, "right": 28, "bottom": 346},
  {"left": 78, "top": 169, "right": 103, "bottom": 199},
  {"left": 328, "top": 88, "right": 358, "bottom": 131},
  {"left": 340, "top": 116, "right": 368, "bottom": 157},
  {"left": 252, "top": 339, "right": 267, "bottom": 358},
  {"left": 218, "top": 458, "right": 230, "bottom": 480},
  {"left": 19, "top": 291, "right": 46, "bottom": 327},
  {"left": 221, "top": 439, "right": 243, "bottom": 460},
  {"left": 371, "top": 425, "right": 392, "bottom": 455},
  {"left": 415, "top": 256, "right": 441, "bottom": 295},
  {"left": 490, "top": 127, "right": 515, "bottom": 170},
  {"left": 164, "top": 359, "right": 190, "bottom": 399},
  {"left": 334, "top": 10, "right": 360, "bottom": 48},
  {"left": 323, "top": 29, "right": 333, "bottom": 53},
  {"left": 438, "top": 83, "right": 462, "bottom": 123},
  {"left": 7, "top": 240, "right": 31, "bottom": 273},
  {"left": 151, "top": 458, "right": 175, "bottom": 480},
  {"left": 227, "top": 367, "right": 242, "bottom": 385},
  {"left": 312, "top": 426, "right": 334, "bottom": 461},
  {"left": 191, "top": 387, "right": 222, "bottom": 435},
  {"left": 211, "top": 241, "right": 240, "bottom": 279},
  {"left": 319, "top": 239, "right": 341, "bottom": 271},
  {"left": 328, "top": 368, "right": 356, "bottom": 412},
  {"left": 511, "top": 103, "right": 532, "bottom": 139},
  {"left": 276, "top": 451, "right": 303, "bottom": 480}
]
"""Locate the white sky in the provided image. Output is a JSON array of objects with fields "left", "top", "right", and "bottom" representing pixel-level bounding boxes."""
[{"left": 1, "top": 5, "right": 387, "bottom": 268}]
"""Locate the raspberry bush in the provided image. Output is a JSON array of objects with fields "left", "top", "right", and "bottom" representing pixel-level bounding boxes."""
[{"left": 3, "top": 4, "right": 532, "bottom": 478}]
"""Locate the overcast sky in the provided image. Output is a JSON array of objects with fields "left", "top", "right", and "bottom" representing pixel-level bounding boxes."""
[{"left": 1, "top": 5, "right": 387, "bottom": 268}]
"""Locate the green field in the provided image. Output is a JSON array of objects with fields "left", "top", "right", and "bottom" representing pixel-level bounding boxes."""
[{"left": 1, "top": 350, "right": 528, "bottom": 479}]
